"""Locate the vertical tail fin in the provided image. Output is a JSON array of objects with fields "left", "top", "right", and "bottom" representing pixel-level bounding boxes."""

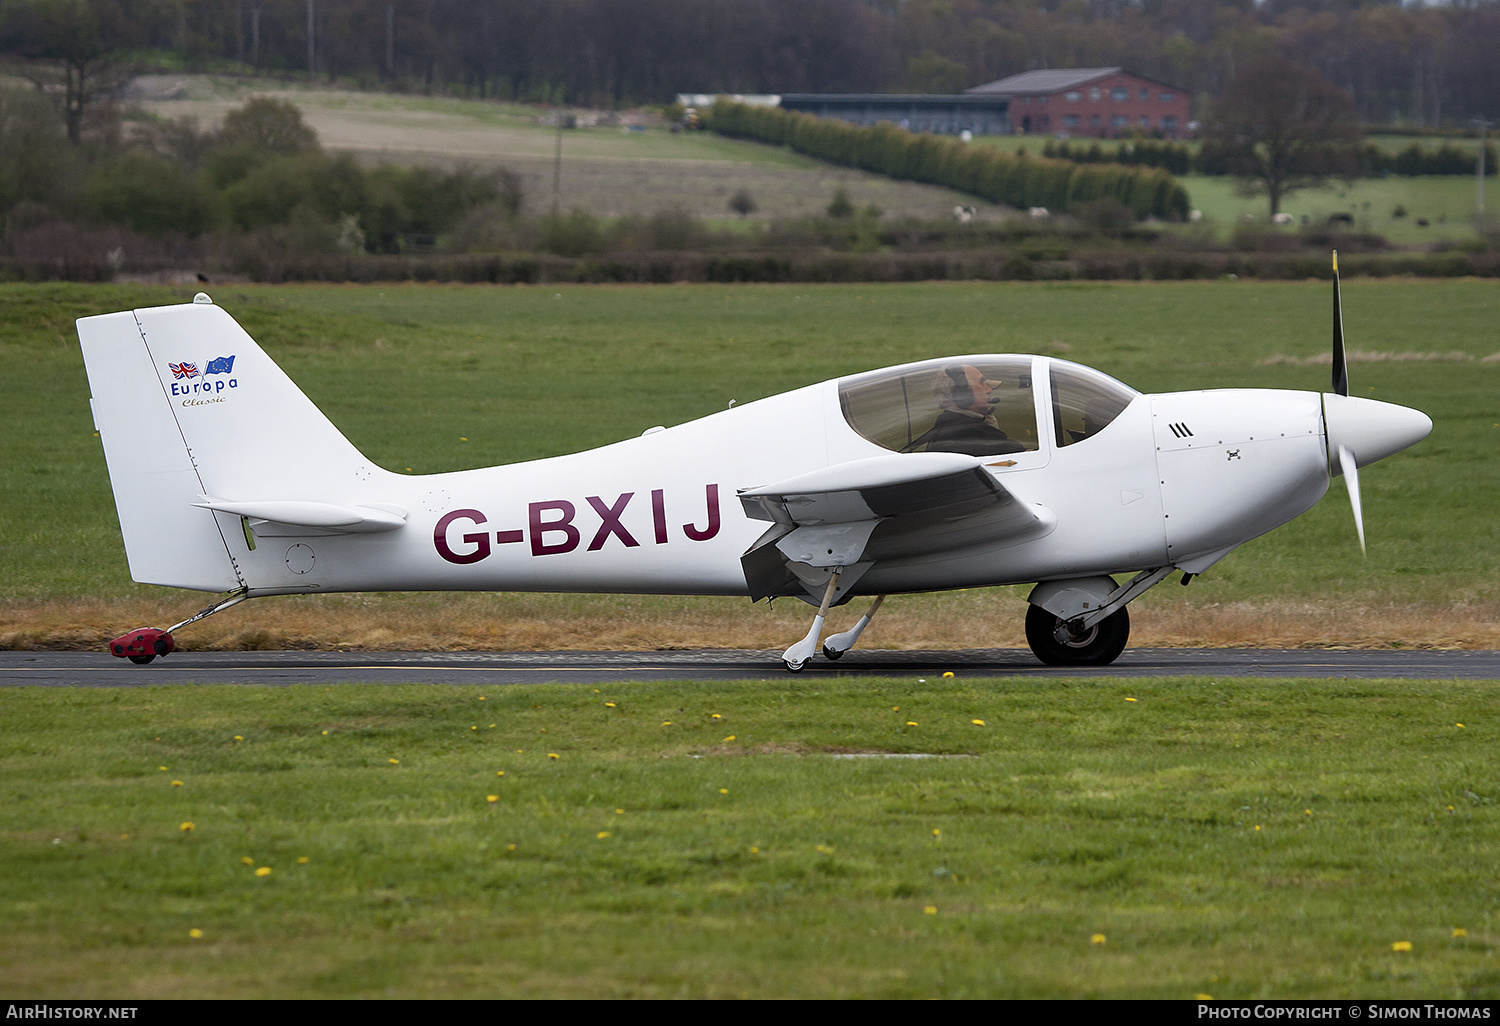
[{"left": 78, "top": 298, "right": 375, "bottom": 591}]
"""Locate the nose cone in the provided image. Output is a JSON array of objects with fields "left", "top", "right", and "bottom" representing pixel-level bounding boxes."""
[{"left": 1324, "top": 393, "right": 1432, "bottom": 470}]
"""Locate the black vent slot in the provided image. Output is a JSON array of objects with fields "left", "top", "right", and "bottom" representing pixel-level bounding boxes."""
[{"left": 1169, "top": 422, "right": 1194, "bottom": 439}]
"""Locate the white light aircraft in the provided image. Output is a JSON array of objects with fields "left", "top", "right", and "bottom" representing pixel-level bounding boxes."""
[{"left": 80, "top": 258, "right": 1430, "bottom": 671}]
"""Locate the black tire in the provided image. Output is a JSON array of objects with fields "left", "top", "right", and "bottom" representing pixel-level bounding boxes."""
[
  {"left": 1024, "top": 604, "right": 1130, "bottom": 666},
  {"left": 128, "top": 654, "right": 156, "bottom": 665},
  {"left": 822, "top": 645, "right": 844, "bottom": 661}
]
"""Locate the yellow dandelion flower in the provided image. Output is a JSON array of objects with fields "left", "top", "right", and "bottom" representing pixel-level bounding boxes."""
[
  {"left": 460, "top": 437, "right": 467, "bottom": 441},
  {"left": 1454, "top": 928, "right": 1467, "bottom": 938},
  {"left": 548, "top": 753, "right": 559, "bottom": 760},
  {"left": 724, "top": 735, "right": 736, "bottom": 742},
  {"left": 321, "top": 730, "right": 328, "bottom": 736},
  {"left": 479, "top": 696, "right": 486, "bottom": 700},
  {"left": 119, "top": 834, "right": 128, "bottom": 840},
  {"left": 1305, "top": 809, "right": 1312, "bottom": 815},
  {"left": 1196, "top": 994, "right": 1213, "bottom": 1001},
  {"left": 615, "top": 809, "right": 624, "bottom": 815},
  {"left": 1254, "top": 825, "right": 1262, "bottom": 831},
  {"left": 496, "top": 770, "right": 505, "bottom": 776},
  {"left": 1449, "top": 805, "right": 1455, "bottom": 812},
  {"left": 1125, "top": 697, "right": 1138, "bottom": 703},
  {"left": 233, "top": 735, "right": 243, "bottom": 741},
  {"left": 158, "top": 766, "right": 167, "bottom": 771},
  {"left": 189, "top": 929, "right": 204, "bottom": 939},
  {"left": 1392, "top": 941, "right": 1412, "bottom": 952},
  {"left": 516, "top": 749, "right": 523, "bottom": 753},
  {"left": 924, "top": 906, "right": 937, "bottom": 915},
  {"left": 171, "top": 779, "right": 184, "bottom": 787},
  {"left": 255, "top": 866, "right": 271, "bottom": 877},
  {"left": 540, "top": 728, "right": 547, "bottom": 733},
  {"left": 971, "top": 719, "right": 985, "bottom": 726},
  {"left": 506, "top": 843, "right": 517, "bottom": 851},
  {"left": 1457, "top": 723, "right": 1465, "bottom": 728},
  {"left": 750, "top": 846, "right": 759, "bottom": 854},
  {"left": 907, "top": 721, "right": 918, "bottom": 726},
  {"left": 592, "top": 689, "right": 599, "bottom": 693},
  {"left": 597, "top": 831, "right": 611, "bottom": 839},
  {"left": 719, "top": 788, "right": 729, "bottom": 794},
  {"left": 489, "top": 724, "right": 495, "bottom": 728},
  {"left": 388, "top": 758, "right": 399, "bottom": 764},
  {"left": 487, "top": 795, "right": 499, "bottom": 803},
  {"left": 932, "top": 828, "right": 941, "bottom": 837},
  {"left": 1091, "top": 933, "right": 1106, "bottom": 945},
  {"left": 471, "top": 726, "right": 478, "bottom": 731},
  {"left": 661, "top": 721, "right": 671, "bottom": 726},
  {"left": 711, "top": 713, "right": 722, "bottom": 720},
  {"left": 605, "top": 702, "right": 616, "bottom": 707},
  {"left": 179, "top": 822, "right": 194, "bottom": 832},
  {"left": 241, "top": 856, "right": 254, "bottom": 865},
  {"left": 942, "top": 672, "right": 954, "bottom": 678},
  {"left": 297, "top": 856, "right": 309, "bottom": 864}
]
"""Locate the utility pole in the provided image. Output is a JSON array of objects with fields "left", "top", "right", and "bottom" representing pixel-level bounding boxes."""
[
  {"left": 1473, "top": 118, "right": 1493, "bottom": 223},
  {"left": 386, "top": 5, "right": 394, "bottom": 77},
  {"left": 307, "top": 0, "right": 315, "bottom": 79},
  {"left": 552, "top": 107, "right": 564, "bottom": 213}
]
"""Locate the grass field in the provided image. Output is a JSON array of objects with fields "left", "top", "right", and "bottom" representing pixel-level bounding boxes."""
[
  {"left": 1, "top": 278, "right": 1497, "bottom": 652},
  {"left": 129, "top": 75, "right": 996, "bottom": 221},
  {"left": 3, "top": 676, "right": 1498, "bottom": 998}
]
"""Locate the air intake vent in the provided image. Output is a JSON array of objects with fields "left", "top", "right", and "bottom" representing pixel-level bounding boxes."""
[{"left": 1168, "top": 422, "right": 1194, "bottom": 439}]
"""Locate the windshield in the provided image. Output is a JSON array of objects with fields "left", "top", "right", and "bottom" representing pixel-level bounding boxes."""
[
  {"left": 839, "top": 357, "right": 1040, "bottom": 457},
  {"left": 1049, "top": 360, "right": 1138, "bottom": 447}
]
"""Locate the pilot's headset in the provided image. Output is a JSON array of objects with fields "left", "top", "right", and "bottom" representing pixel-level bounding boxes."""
[{"left": 935, "top": 365, "right": 974, "bottom": 410}]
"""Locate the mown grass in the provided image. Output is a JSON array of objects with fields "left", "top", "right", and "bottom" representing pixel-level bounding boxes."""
[
  {"left": 1, "top": 279, "right": 1496, "bottom": 648},
  {"left": 2, "top": 677, "right": 1498, "bottom": 998}
]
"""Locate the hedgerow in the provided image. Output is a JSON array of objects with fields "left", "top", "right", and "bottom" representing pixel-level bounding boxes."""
[{"left": 708, "top": 101, "right": 1190, "bottom": 221}]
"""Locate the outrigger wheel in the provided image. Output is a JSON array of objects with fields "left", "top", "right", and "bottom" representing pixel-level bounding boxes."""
[
  {"left": 1024, "top": 604, "right": 1130, "bottom": 667},
  {"left": 109, "top": 627, "right": 175, "bottom": 665}
]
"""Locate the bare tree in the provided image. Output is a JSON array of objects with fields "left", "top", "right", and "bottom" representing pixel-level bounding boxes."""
[
  {"left": 0, "top": 0, "right": 134, "bottom": 144},
  {"left": 1204, "top": 55, "right": 1363, "bottom": 217}
]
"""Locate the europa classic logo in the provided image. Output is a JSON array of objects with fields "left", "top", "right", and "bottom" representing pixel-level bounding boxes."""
[{"left": 167, "top": 355, "right": 238, "bottom": 403}]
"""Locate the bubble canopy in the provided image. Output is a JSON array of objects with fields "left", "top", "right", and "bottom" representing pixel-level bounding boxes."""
[{"left": 838, "top": 356, "right": 1139, "bottom": 457}]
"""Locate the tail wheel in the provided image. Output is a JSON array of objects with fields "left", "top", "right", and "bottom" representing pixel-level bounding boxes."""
[
  {"left": 127, "top": 654, "right": 156, "bottom": 665},
  {"left": 1025, "top": 604, "right": 1130, "bottom": 666}
]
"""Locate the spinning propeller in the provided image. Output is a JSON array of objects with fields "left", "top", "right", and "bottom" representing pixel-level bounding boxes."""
[
  {"left": 1322, "top": 251, "right": 1431, "bottom": 555},
  {"left": 1331, "top": 251, "right": 1364, "bottom": 554}
]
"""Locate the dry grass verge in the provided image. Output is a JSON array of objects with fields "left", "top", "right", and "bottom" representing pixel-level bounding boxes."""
[{"left": 2, "top": 593, "right": 1496, "bottom": 653}]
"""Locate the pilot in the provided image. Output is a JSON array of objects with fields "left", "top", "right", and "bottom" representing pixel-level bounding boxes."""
[{"left": 921, "top": 364, "right": 1026, "bottom": 457}]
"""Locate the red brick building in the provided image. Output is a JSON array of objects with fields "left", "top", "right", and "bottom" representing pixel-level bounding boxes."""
[{"left": 967, "top": 67, "right": 1191, "bottom": 139}]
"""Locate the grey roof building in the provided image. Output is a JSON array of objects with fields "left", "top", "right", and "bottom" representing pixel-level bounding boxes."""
[{"left": 777, "top": 93, "right": 1011, "bottom": 136}]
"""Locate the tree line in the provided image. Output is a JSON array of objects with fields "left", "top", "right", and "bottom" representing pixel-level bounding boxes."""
[{"left": 2, "top": 1, "right": 1498, "bottom": 126}]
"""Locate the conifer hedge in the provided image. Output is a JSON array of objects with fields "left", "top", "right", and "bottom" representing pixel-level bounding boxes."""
[{"left": 709, "top": 101, "right": 1190, "bottom": 221}]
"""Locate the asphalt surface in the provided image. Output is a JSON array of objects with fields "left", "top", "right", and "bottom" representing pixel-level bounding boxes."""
[{"left": 3, "top": 648, "right": 1499, "bottom": 686}]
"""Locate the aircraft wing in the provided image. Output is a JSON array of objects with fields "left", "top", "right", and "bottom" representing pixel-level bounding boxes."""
[{"left": 737, "top": 453, "right": 1049, "bottom": 602}]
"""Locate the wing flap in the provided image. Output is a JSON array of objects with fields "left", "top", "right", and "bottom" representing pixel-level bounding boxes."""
[{"left": 737, "top": 453, "right": 1050, "bottom": 601}]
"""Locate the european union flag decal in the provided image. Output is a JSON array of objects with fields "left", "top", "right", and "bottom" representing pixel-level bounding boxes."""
[{"left": 204, "top": 355, "right": 236, "bottom": 375}]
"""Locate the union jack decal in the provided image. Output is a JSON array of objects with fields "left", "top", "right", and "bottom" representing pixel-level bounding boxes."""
[{"left": 169, "top": 362, "right": 200, "bottom": 379}]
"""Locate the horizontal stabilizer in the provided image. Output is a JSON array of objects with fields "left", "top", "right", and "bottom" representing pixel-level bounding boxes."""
[{"left": 193, "top": 498, "right": 408, "bottom": 533}]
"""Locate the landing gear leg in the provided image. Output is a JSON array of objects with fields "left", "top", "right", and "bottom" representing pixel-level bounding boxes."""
[
  {"left": 782, "top": 570, "right": 841, "bottom": 673},
  {"left": 822, "top": 594, "right": 885, "bottom": 661}
]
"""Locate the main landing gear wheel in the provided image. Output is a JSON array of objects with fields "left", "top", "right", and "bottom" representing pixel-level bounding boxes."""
[
  {"left": 1025, "top": 604, "right": 1130, "bottom": 666},
  {"left": 821, "top": 645, "right": 844, "bottom": 661},
  {"left": 127, "top": 654, "right": 156, "bottom": 665}
]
